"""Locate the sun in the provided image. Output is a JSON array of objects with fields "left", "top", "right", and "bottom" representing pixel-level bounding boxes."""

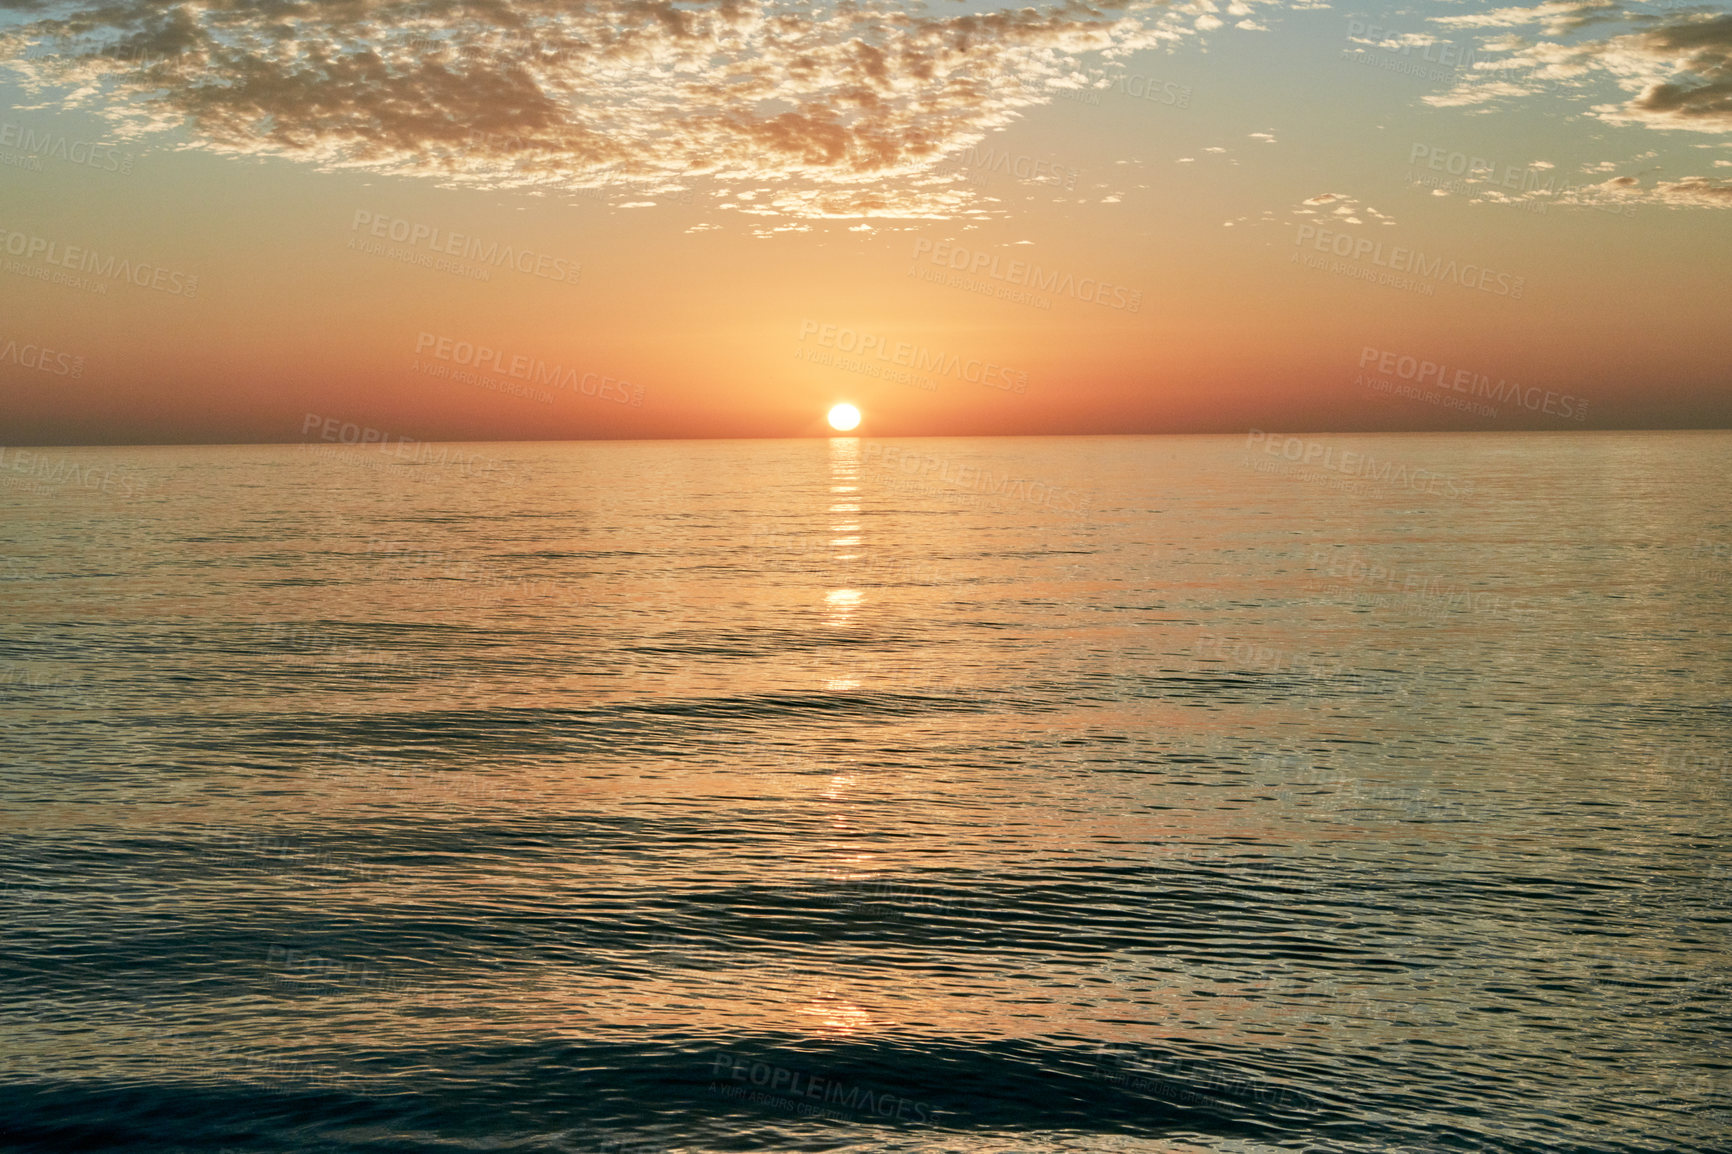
[{"left": 826, "top": 403, "right": 861, "bottom": 432}]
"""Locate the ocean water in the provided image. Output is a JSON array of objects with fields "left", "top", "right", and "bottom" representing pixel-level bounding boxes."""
[{"left": 1, "top": 432, "right": 1728, "bottom": 1154}]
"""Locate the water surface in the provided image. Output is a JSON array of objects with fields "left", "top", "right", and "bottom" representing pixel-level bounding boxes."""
[{"left": 2, "top": 432, "right": 1728, "bottom": 1153}]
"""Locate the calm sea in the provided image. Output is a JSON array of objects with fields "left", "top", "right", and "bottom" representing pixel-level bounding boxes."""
[{"left": 2, "top": 432, "right": 1728, "bottom": 1154}]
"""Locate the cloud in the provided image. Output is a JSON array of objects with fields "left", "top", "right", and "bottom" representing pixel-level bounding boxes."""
[
  {"left": 1648, "top": 174, "right": 1732, "bottom": 203},
  {"left": 1552, "top": 172, "right": 1732, "bottom": 206},
  {"left": 1598, "top": 13, "right": 1732, "bottom": 130},
  {"left": 0, "top": 0, "right": 1264, "bottom": 219},
  {"left": 1426, "top": 7, "right": 1732, "bottom": 135},
  {"left": 1293, "top": 192, "right": 1396, "bottom": 224},
  {"left": 1433, "top": 1, "right": 1625, "bottom": 36},
  {"left": 1459, "top": 160, "right": 1732, "bottom": 209}
]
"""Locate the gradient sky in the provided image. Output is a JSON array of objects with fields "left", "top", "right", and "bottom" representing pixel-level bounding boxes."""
[{"left": 1, "top": 0, "right": 1728, "bottom": 445}]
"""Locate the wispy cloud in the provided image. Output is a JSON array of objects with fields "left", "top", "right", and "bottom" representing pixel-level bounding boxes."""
[
  {"left": 1553, "top": 171, "right": 1732, "bottom": 206},
  {"left": 0, "top": 0, "right": 1271, "bottom": 219},
  {"left": 1427, "top": 6, "right": 1732, "bottom": 135}
]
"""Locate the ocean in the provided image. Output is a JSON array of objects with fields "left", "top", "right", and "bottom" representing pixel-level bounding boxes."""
[{"left": 2, "top": 432, "right": 1728, "bottom": 1153}]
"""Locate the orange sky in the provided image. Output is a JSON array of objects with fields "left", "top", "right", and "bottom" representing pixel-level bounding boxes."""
[{"left": 2, "top": 1, "right": 1729, "bottom": 445}]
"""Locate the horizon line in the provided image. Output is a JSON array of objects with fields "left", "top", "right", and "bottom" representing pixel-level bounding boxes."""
[{"left": 7, "top": 426, "right": 1732, "bottom": 451}]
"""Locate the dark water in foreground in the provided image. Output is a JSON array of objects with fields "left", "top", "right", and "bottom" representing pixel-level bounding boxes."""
[{"left": 2, "top": 433, "right": 1728, "bottom": 1154}]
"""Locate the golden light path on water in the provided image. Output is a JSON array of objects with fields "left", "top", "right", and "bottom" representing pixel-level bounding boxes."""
[{"left": 0, "top": 434, "right": 1727, "bottom": 1151}]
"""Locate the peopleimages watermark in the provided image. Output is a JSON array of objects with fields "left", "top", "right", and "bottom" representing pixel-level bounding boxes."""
[
  {"left": 1408, "top": 143, "right": 1551, "bottom": 192},
  {"left": 349, "top": 210, "right": 581, "bottom": 286},
  {"left": 953, "top": 145, "right": 1079, "bottom": 190},
  {"left": 264, "top": 945, "right": 439, "bottom": 999},
  {"left": 910, "top": 238, "right": 1142, "bottom": 312},
  {"left": 348, "top": 231, "right": 491, "bottom": 282},
  {"left": 1307, "top": 546, "right": 1532, "bottom": 621},
  {"left": 412, "top": 333, "right": 644, "bottom": 406},
  {"left": 1115, "top": 71, "right": 1192, "bottom": 108},
  {"left": 549, "top": 1135, "right": 678, "bottom": 1154},
  {"left": 1689, "top": 539, "right": 1730, "bottom": 581},
  {"left": 1182, "top": 631, "right": 1377, "bottom": 692},
  {"left": 862, "top": 443, "right": 1093, "bottom": 518},
  {"left": 826, "top": 874, "right": 984, "bottom": 918},
  {"left": 1245, "top": 430, "right": 1476, "bottom": 498},
  {"left": 707, "top": 1052, "right": 935, "bottom": 1125},
  {"left": 194, "top": 823, "right": 392, "bottom": 888},
  {"left": 411, "top": 337, "right": 550, "bottom": 404},
  {"left": 1015, "top": 69, "right": 1191, "bottom": 109},
  {"left": 1342, "top": 20, "right": 1476, "bottom": 79},
  {"left": 298, "top": 412, "right": 528, "bottom": 484},
  {"left": 1405, "top": 144, "right": 1638, "bottom": 217},
  {"left": 299, "top": 741, "right": 508, "bottom": 805},
  {"left": 0, "top": 446, "right": 147, "bottom": 498},
  {"left": 0, "top": 334, "right": 84, "bottom": 378},
  {"left": 453, "top": 141, "right": 704, "bottom": 209},
  {"left": 355, "top": 539, "right": 560, "bottom": 607},
  {"left": 797, "top": 320, "right": 1027, "bottom": 394},
  {"left": 0, "top": 224, "right": 199, "bottom": 297},
  {"left": 0, "top": 665, "right": 107, "bottom": 713},
  {"left": 1293, "top": 224, "right": 1524, "bottom": 298},
  {"left": 795, "top": 340, "right": 934, "bottom": 392},
  {"left": 1361, "top": 365, "right": 1497, "bottom": 418},
  {"left": 1356, "top": 346, "right": 1588, "bottom": 421},
  {"left": 1093, "top": 1043, "right": 1301, "bottom": 1110},
  {"left": 11, "top": 37, "right": 196, "bottom": 68},
  {"left": 1018, "top": 74, "right": 1107, "bottom": 107},
  {"left": 0, "top": 120, "right": 133, "bottom": 175},
  {"left": 1291, "top": 240, "right": 1433, "bottom": 297}
]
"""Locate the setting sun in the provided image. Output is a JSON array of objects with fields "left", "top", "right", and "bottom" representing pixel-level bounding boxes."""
[{"left": 3, "top": 2, "right": 1727, "bottom": 1151}]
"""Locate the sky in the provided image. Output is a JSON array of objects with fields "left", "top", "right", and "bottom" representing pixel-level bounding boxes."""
[{"left": 0, "top": 0, "right": 1728, "bottom": 445}]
